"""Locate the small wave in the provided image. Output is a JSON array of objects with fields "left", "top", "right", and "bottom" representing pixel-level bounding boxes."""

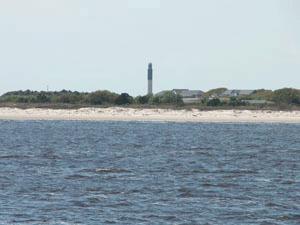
[
  {"left": 177, "top": 187, "right": 194, "bottom": 197},
  {"left": 65, "top": 174, "right": 88, "bottom": 179},
  {"left": 177, "top": 192, "right": 194, "bottom": 197},
  {"left": 42, "top": 154, "right": 58, "bottom": 159},
  {"left": 86, "top": 168, "right": 131, "bottom": 173},
  {"left": 279, "top": 214, "right": 300, "bottom": 221},
  {"left": 201, "top": 183, "right": 213, "bottom": 187},
  {"left": 0, "top": 155, "right": 33, "bottom": 159},
  {"left": 265, "top": 203, "right": 288, "bottom": 208},
  {"left": 71, "top": 200, "right": 89, "bottom": 208},
  {"left": 48, "top": 187, "right": 65, "bottom": 193},
  {"left": 86, "top": 187, "right": 102, "bottom": 192},
  {"left": 10, "top": 219, "right": 50, "bottom": 224},
  {"left": 95, "top": 168, "right": 118, "bottom": 173},
  {"left": 88, "top": 197, "right": 105, "bottom": 203},
  {"left": 143, "top": 215, "right": 161, "bottom": 218},
  {"left": 103, "top": 220, "right": 117, "bottom": 224},
  {"left": 281, "top": 180, "right": 294, "bottom": 185},
  {"left": 166, "top": 216, "right": 177, "bottom": 220},
  {"left": 212, "top": 169, "right": 258, "bottom": 174}
]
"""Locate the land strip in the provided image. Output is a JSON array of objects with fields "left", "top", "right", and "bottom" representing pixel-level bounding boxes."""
[{"left": 1, "top": 106, "right": 300, "bottom": 123}]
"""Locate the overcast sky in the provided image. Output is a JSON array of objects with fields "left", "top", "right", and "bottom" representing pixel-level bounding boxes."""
[{"left": 0, "top": 0, "right": 299, "bottom": 96}]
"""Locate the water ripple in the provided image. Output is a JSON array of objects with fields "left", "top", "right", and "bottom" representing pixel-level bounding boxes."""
[{"left": 1, "top": 120, "right": 300, "bottom": 224}]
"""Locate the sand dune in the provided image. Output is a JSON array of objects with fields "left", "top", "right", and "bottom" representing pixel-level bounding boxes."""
[{"left": 0, "top": 107, "right": 300, "bottom": 123}]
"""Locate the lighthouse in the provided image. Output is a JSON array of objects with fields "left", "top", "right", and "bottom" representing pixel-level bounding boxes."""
[{"left": 148, "top": 63, "right": 153, "bottom": 94}]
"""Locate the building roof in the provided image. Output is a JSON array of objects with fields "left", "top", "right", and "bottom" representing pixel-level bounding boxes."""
[
  {"left": 244, "top": 100, "right": 274, "bottom": 104},
  {"left": 172, "top": 89, "right": 189, "bottom": 94},
  {"left": 155, "top": 90, "right": 169, "bottom": 96},
  {"left": 180, "top": 90, "right": 204, "bottom": 98},
  {"left": 156, "top": 89, "right": 204, "bottom": 98},
  {"left": 221, "top": 89, "right": 257, "bottom": 96}
]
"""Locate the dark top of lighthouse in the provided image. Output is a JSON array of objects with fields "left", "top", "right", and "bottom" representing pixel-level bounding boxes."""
[{"left": 148, "top": 63, "right": 153, "bottom": 80}]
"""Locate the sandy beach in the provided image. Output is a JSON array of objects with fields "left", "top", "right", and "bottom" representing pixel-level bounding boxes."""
[{"left": 0, "top": 107, "right": 300, "bottom": 123}]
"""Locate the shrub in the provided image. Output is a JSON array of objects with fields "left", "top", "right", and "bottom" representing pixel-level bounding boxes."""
[
  {"left": 0, "top": 96, "right": 15, "bottom": 102},
  {"left": 156, "top": 91, "right": 184, "bottom": 105},
  {"left": 206, "top": 98, "right": 221, "bottom": 106},
  {"left": 87, "top": 90, "right": 118, "bottom": 105},
  {"left": 114, "top": 93, "right": 133, "bottom": 105},
  {"left": 272, "top": 88, "right": 300, "bottom": 104},
  {"left": 200, "top": 97, "right": 209, "bottom": 104},
  {"left": 201, "top": 88, "right": 228, "bottom": 98},
  {"left": 29, "top": 96, "right": 37, "bottom": 103},
  {"left": 135, "top": 94, "right": 152, "bottom": 104},
  {"left": 149, "top": 95, "right": 160, "bottom": 104},
  {"left": 228, "top": 97, "right": 245, "bottom": 106},
  {"left": 53, "top": 93, "right": 83, "bottom": 104},
  {"left": 36, "top": 92, "right": 51, "bottom": 103},
  {"left": 16, "top": 96, "right": 29, "bottom": 103}
]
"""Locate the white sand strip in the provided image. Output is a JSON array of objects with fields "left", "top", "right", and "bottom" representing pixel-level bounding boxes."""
[{"left": 0, "top": 107, "right": 300, "bottom": 123}]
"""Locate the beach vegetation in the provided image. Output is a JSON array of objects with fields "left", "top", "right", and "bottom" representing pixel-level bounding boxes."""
[
  {"left": 36, "top": 92, "right": 51, "bottom": 103},
  {"left": 147, "top": 91, "right": 184, "bottom": 105},
  {"left": 159, "top": 91, "right": 179, "bottom": 104},
  {"left": 247, "top": 89, "right": 274, "bottom": 101},
  {"left": 1, "top": 87, "right": 300, "bottom": 108},
  {"left": 200, "top": 97, "right": 209, "bottom": 104},
  {"left": 53, "top": 93, "right": 84, "bottom": 104},
  {"left": 272, "top": 88, "right": 300, "bottom": 105},
  {"left": 201, "top": 88, "right": 228, "bottom": 98},
  {"left": 228, "top": 97, "right": 247, "bottom": 106},
  {"left": 148, "top": 95, "right": 160, "bottom": 104},
  {"left": 86, "top": 90, "right": 118, "bottom": 105},
  {"left": 114, "top": 93, "right": 134, "bottom": 105},
  {"left": 206, "top": 98, "right": 222, "bottom": 106},
  {"left": 135, "top": 94, "right": 152, "bottom": 104}
]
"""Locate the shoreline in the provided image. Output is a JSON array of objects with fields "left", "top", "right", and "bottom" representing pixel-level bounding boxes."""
[{"left": 1, "top": 107, "right": 300, "bottom": 123}]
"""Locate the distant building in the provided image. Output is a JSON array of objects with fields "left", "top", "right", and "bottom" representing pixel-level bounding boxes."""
[
  {"left": 147, "top": 63, "right": 153, "bottom": 95},
  {"left": 155, "top": 90, "right": 169, "bottom": 96},
  {"left": 221, "top": 89, "right": 257, "bottom": 97},
  {"left": 156, "top": 89, "right": 204, "bottom": 99},
  {"left": 179, "top": 90, "right": 204, "bottom": 98},
  {"left": 172, "top": 89, "right": 189, "bottom": 94}
]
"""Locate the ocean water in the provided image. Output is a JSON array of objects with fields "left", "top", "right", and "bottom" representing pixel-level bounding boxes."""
[{"left": 0, "top": 120, "right": 300, "bottom": 224}]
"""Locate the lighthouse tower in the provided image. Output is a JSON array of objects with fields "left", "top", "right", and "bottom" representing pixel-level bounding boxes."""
[{"left": 147, "top": 63, "right": 153, "bottom": 94}]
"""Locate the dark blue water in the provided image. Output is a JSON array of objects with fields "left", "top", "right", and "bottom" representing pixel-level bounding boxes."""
[{"left": 1, "top": 120, "right": 300, "bottom": 224}]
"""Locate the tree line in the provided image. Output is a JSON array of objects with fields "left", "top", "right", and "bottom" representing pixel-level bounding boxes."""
[
  {"left": 201, "top": 88, "right": 300, "bottom": 106},
  {"left": 0, "top": 90, "right": 184, "bottom": 106},
  {"left": 1, "top": 88, "right": 300, "bottom": 107}
]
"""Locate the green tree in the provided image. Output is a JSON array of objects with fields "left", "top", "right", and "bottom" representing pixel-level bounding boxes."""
[
  {"left": 227, "top": 97, "right": 246, "bottom": 106},
  {"left": 148, "top": 95, "right": 160, "bottom": 104},
  {"left": 87, "top": 90, "right": 118, "bottom": 105},
  {"left": 16, "top": 96, "right": 29, "bottom": 103},
  {"left": 135, "top": 94, "right": 152, "bottom": 104},
  {"left": 114, "top": 93, "right": 133, "bottom": 105},
  {"left": 201, "top": 88, "right": 228, "bottom": 98},
  {"left": 272, "top": 88, "right": 300, "bottom": 104},
  {"left": 248, "top": 89, "right": 274, "bottom": 101},
  {"left": 158, "top": 91, "right": 183, "bottom": 105},
  {"left": 206, "top": 98, "right": 221, "bottom": 106},
  {"left": 36, "top": 92, "right": 50, "bottom": 103},
  {"left": 54, "top": 93, "right": 83, "bottom": 104}
]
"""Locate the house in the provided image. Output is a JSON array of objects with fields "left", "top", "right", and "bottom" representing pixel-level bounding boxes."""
[
  {"left": 155, "top": 90, "right": 169, "bottom": 96},
  {"left": 221, "top": 89, "right": 257, "bottom": 97},
  {"left": 156, "top": 89, "right": 203, "bottom": 98},
  {"left": 172, "top": 89, "right": 189, "bottom": 94},
  {"left": 171, "top": 89, "right": 203, "bottom": 98},
  {"left": 179, "top": 90, "right": 204, "bottom": 98}
]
